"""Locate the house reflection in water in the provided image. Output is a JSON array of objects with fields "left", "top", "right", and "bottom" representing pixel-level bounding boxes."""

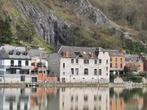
[
  {"left": 59, "top": 88, "right": 110, "bottom": 110},
  {"left": 1, "top": 87, "right": 147, "bottom": 110},
  {"left": 0, "top": 88, "right": 58, "bottom": 110},
  {"left": 30, "top": 88, "right": 58, "bottom": 110},
  {"left": 110, "top": 88, "right": 144, "bottom": 110},
  {"left": 0, "top": 88, "right": 31, "bottom": 110}
]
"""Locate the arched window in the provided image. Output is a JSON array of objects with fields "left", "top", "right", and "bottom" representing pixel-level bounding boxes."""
[
  {"left": 84, "top": 68, "right": 88, "bottom": 75},
  {"left": 94, "top": 69, "right": 97, "bottom": 75}
]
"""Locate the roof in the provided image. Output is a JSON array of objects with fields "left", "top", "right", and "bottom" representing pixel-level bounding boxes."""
[
  {"left": 125, "top": 54, "right": 142, "bottom": 63},
  {"left": 28, "top": 48, "right": 48, "bottom": 59},
  {"left": 106, "top": 49, "right": 125, "bottom": 57},
  {"left": 0, "top": 45, "right": 31, "bottom": 59},
  {"left": 58, "top": 46, "right": 107, "bottom": 59}
]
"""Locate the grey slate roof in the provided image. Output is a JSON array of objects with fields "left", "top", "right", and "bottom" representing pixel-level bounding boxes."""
[
  {"left": 58, "top": 46, "right": 107, "bottom": 59},
  {"left": 0, "top": 45, "right": 30, "bottom": 59},
  {"left": 28, "top": 48, "right": 48, "bottom": 59},
  {"left": 125, "top": 54, "right": 142, "bottom": 62},
  {"left": 106, "top": 49, "right": 125, "bottom": 57}
]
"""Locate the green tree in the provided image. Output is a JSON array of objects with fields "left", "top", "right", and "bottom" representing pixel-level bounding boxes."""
[
  {"left": 16, "top": 21, "right": 35, "bottom": 43},
  {"left": 0, "top": 15, "right": 12, "bottom": 44}
]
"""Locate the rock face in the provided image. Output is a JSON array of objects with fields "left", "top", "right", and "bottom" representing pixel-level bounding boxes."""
[
  {"left": 64, "top": 0, "right": 117, "bottom": 27},
  {"left": 10, "top": 0, "right": 128, "bottom": 48},
  {"left": 12, "top": 0, "right": 75, "bottom": 47}
]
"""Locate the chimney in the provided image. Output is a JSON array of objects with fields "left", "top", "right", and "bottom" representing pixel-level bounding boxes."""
[
  {"left": 95, "top": 48, "right": 100, "bottom": 56},
  {"left": 91, "top": 53, "right": 94, "bottom": 58},
  {"left": 65, "top": 51, "right": 69, "bottom": 58}
]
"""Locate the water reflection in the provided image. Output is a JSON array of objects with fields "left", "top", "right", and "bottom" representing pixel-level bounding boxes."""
[
  {"left": 59, "top": 88, "right": 109, "bottom": 110},
  {"left": 0, "top": 87, "right": 147, "bottom": 110}
]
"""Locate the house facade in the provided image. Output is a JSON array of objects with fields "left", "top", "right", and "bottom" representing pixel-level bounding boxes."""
[
  {"left": 48, "top": 46, "right": 110, "bottom": 83},
  {"left": 0, "top": 45, "right": 37, "bottom": 83},
  {"left": 125, "top": 55, "right": 144, "bottom": 73},
  {"left": 107, "top": 50, "right": 125, "bottom": 75},
  {"left": 28, "top": 48, "right": 49, "bottom": 82}
]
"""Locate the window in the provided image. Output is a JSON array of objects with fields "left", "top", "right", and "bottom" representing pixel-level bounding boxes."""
[
  {"left": 76, "top": 59, "right": 79, "bottom": 64},
  {"left": 11, "top": 60, "right": 14, "bottom": 66},
  {"left": 84, "top": 59, "right": 89, "bottom": 64},
  {"left": 110, "top": 63, "right": 112, "bottom": 68},
  {"left": 17, "top": 103, "right": 20, "bottom": 110},
  {"left": 84, "top": 68, "right": 88, "bottom": 75},
  {"left": 71, "top": 68, "right": 74, "bottom": 75},
  {"left": 120, "top": 64, "right": 123, "bottom": 68},
  {"left": 71, "top": 95, "right": 74, "bottom": 102},
  {"left": 62, "top": 78, "right": 65, "bottom": 82},
  {"left": 32, "top": 77, "right": 37, "bottom": 82},
  {"left": 120, "top": 58, "right": 123, "bottom": 62},
  {"left": 24, "top": 103, "right": 28, "bottom": 110},
  {"left": 110, "top": 58, "right": 112, "bottom": 61},
  {"left": 75, "top": 68, "right": 79, "bottom": 75},
  {"left": 99, "top": 59, "right": 102, "bottom": 64},
  {"left": 18, "top": 61, "right": 21, "bottom": 67},
  {"left": 63, "top": 72, "right": 65, "bottom": 75},
  {"left": 25, "top": 60, "right": 29, "bottom": 66},
  {"left": 84, "top": 95, "right": 88, "bottom": 102},
  {"left": 76, "top": 96, "right": 78, "bottom": 101},
  {"left": 99, "top": 69, "right": 102, "bottom": 75},
  {"left": 63, "top": 63, "right": 65, "bottom": 68},
  {"left": 94, "top": 69, "right": 97, "bottom": 75},
  {"left": 95, "top": 60, "right": 97, "bottom": 64},
  {"left": 115, "top": 58, "right": 117, "bottom": 62},
  {"left": 71, "top": 59, "right": 74, "bottom": 63},
  {"left": 94, "top": 95, "right": 97, "bottom": 101},
  {"left": 99, "top": 96, "right": 101, "bottom": 101},
  {"left": 21, "top": 76, "right": 25, "bottom": 82},
  {"left": 31, "top": 88, "right": 37, "bottom": 93},
  {"left": 115, "top": 63, "right": 117, "bottom": 68},
  {"left": 10, "top": 102, "right": 13, "bottom": 110},
  {"left": 106, "top": 60, "right": 108, "bottom": 64},
  {"left": 106, "top": 67, "right": 108, "bottom": 71},
  {"left": 8, "top": 69, "right": 16, "bottom": 74},
  {"left": 31, "top": 63, "right": 35, "bottom": 66},
  {"left": 20, "top": 70, "right": 29, "bottom": 74}
]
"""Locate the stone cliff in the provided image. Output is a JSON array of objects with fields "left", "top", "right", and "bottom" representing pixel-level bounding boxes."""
[{"left": 0, "top": 0, "right": 146, "bottom": 53}]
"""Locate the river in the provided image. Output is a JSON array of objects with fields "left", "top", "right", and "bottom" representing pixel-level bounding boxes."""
[{"left": 0, "top": 87, "right": 146, "bottom": 110}]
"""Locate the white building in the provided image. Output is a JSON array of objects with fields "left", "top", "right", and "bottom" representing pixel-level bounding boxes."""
[
  {"left": 59, "top": 87, "right": 110, "bottom": 110},
  {"left": 0, "top": 45, "right": 37, "bottom": 83},
  {"left": 48, "top": 46, "right": 110, "bottom": 83}
]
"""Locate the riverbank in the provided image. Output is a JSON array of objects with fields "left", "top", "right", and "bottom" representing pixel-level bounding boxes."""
[{"left": 0, "top": 82, "right": 147, "bottom": 88}]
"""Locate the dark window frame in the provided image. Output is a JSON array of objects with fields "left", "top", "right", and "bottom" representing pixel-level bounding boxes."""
[
  {"left": 25, "top": 60, "right": 29, "bottom": 66},
  {"left": 94, "top": 69, "right": 97, "bottom": 75},
  {"left": 11, "top": 60, "right": 14, "bottom": 66},
  {"left": 84, "top": 68, "right": 88, "bottom": 75},
  {"left": 71, "top": 59, "right": 74, "bottom": 64}
]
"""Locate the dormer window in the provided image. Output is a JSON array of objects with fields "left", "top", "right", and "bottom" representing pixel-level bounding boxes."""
[
  {"left": 16, "top": 51, "right": 21, "bottom": 55},
  {"left": 84, "top": 59, "right": 89, "bottom": 64},
  {"left": 23, "top": 52, "right": 28, "bottom": 56},
  {"left": 9, "top": 50, "right": 14, "bottom": 55}
]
